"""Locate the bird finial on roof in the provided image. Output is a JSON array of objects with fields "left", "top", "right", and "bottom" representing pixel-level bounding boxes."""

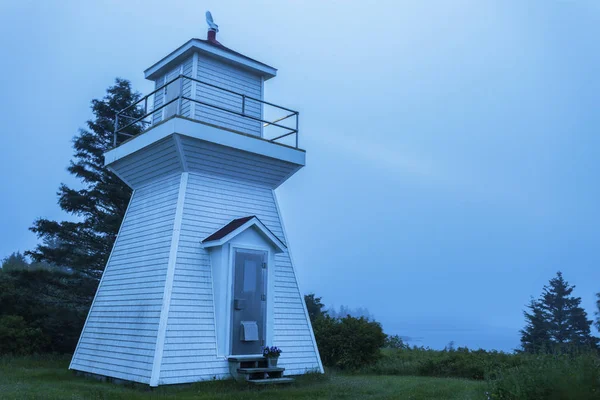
[{"left": 206, "top": 11, "right": 219, "bottom": 33}]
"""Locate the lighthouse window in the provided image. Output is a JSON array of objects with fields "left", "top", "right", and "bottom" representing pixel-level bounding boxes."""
[{"left": 243, "top": 260, "right": 257, "bottom": 292}]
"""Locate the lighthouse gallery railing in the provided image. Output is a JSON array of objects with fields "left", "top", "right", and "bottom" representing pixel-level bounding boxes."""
[{"left": 113, "top": 74, "right": 300, "bottom": 149}]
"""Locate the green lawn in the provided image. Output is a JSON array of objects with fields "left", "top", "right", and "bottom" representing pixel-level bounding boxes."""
[{"left": 0, "top": 356, "right": 487, "bottom": 400}]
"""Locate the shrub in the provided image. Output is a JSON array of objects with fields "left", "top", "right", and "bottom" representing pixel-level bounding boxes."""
[
  {"left": 384, "top": 334, "right": 408, "bottom": 349},
  {"left": 361, "top": 346, "right": 600, "bottom": 397},
  {"left": 313, "top": 314, "right": 386, "bottom": 370},
  {"left": 0, "top": 269, "right": 95, "bottom": 354},
  {"left": 488, "top": 352, "right": 600, "bottom": 400},
  {"left": 363, "top": 347, "right": 524, "bottom": 380},
  {"left": 0, "top": 315, "right": 48, "bottom": 355}
]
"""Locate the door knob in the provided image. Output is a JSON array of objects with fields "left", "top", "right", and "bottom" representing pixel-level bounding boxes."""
[{"left": 234, "top": 299, "right": 246, "bottom": 310}]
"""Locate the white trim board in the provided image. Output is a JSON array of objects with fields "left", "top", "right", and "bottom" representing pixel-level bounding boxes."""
[
  {"left": 149, "top": 172, "right": 189, "bottom": 387},
  {"left": 191, "top": 52, "right": 199, "bottom": 121},
  {"left": 202, "top": 217, "right": 286, "bottom": 254},
  {"left": 173, "top": 134, "right": 188, "bottom": 172},
  {"left": 272, "top": 189, "right": 324, "bottom": 374}
]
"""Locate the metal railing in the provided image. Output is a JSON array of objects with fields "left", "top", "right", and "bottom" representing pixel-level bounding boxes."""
[{"left": 113, "top": 74, "right": 299, "bottom": 148}]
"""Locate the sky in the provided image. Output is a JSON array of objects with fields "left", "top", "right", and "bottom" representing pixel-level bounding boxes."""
[{"left": 1, "top": 0, "right": 599, "bottom": 351}]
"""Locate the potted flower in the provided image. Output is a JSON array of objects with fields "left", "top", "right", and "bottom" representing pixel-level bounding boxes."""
[{"left": 262, "top": 346, "right": 282, "bottom": 367}]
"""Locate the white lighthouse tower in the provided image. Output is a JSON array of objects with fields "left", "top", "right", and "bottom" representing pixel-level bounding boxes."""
[{"left": 70, "top": 14, "right": 323, "bottom": 386}]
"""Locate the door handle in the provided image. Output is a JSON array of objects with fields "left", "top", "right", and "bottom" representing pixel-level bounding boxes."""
[{"left": 234, "top": 299, "right": 246, "bottom": 310}]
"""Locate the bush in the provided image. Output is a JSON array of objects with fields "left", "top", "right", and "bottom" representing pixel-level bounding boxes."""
[
  {"left": 0, "top": 315, "right": 48, "bottom": 355},
  {"left": 313, "top": 314, "right": 386, "bottom": 370},
  {"left": 0, "top": 269, "right": 96, "bottom": 355},
  {"left": 384, "top": 334, "right": 408, "bottom": 349},
  {"left": 488, "top": 353, "right": 600, "bottom": 400},
  {"left": 416, "top": 348, "right": 523, "bottom": 380},
  {"left": 361, "top": 347, "right": 600, "bottom": 398},
  {"left": 363, "top": 347, "right": 524, "bottom": 380}
]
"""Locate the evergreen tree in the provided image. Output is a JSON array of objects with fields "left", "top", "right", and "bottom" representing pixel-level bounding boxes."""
[
  {"left": 304, "top": 293, "right": 326, "bottom": 323},
  {"left": 520, "top": 272, "right": 597, "bottom": 352},
  {"left": 27, "top": 79, "right": 142, "bottom": 279},
  {"left": 0, "top": 252, "right": 29, "bottom": 271},
  {"left": 540, "top": 272, "right": 596, "bottom": 348},
  {"left": 520, "top": 298, "right": 550, "bottom": 353},
  {"left": 2, "top": 252, "right": 59, "bottom": 272}
]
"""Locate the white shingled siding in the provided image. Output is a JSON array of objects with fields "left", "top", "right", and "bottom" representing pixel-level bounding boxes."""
[
  {"left": 71, "top": 168, "right": 319, "bottom": 385},
  {"left": 151, "top": 53, "right": 264, "bottom": 134},
  {"left": 157, "top": 172, "right": 320, "bottom": 385},
  {"left": 180, "top": 135, "right": 296, "bottom": 188},
  {"left": 77, "top": 131, "right": 316, "bottom": 385},
  {"left": 109, "top": 137, "right": 180, "bottom": 189},
  {"left": 70, "top": 173, "right": 182, "bottom": 384},
  {"left": 195, "top": 54, "right": 263, "bottom": 136}
]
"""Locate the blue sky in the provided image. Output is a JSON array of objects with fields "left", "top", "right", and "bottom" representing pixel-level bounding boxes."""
[{"left": 1, "top": 0, "right": 599, "bottom": 351}]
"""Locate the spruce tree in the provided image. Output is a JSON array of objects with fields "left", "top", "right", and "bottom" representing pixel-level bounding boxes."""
[
  {"left": 521, "top": 272, "right": 597, "bottom": 352},
  {"left": 27, "top": 79, "right": 142, "bottom": 279},
  {"left": 540, "top": 272, "right": 596, "bottom": 348},
  {"left": 304, "top": 293, "right": 326, "bottom": 322},
  {"left": 520, "top": 298, "right": 550, "bottom": 353}
]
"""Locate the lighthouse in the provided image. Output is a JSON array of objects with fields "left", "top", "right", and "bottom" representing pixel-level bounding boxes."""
[{"left": 70, "top": 14, "right": 323, "bottom": 386}]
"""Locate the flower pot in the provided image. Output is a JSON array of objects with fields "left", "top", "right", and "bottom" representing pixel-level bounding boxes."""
[{"left": 267, "top": 357, "right": 279, "bottom": 368}]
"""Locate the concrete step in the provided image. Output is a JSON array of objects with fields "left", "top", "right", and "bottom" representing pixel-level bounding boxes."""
[
  {"left": 229, "top": 356, "right": 285, "bottom": 381},
  {"left": 248, "top": 377, "right": 295, "bottom": 385},
  {"left": 237, "top": 366, "right": 285, "bottom": 381}
]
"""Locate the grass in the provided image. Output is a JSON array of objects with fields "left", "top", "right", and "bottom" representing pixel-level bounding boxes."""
[{"left": 0, "top": 355, "right": 487, "bottom": 400}]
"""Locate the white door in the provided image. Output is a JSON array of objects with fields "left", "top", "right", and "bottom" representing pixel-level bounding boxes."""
[
  {"left": 163, "top": 77, "right": 180, "bottom": 119},
  {"left": 231, "top": 249, "right": 267, "bottom": 355}
]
